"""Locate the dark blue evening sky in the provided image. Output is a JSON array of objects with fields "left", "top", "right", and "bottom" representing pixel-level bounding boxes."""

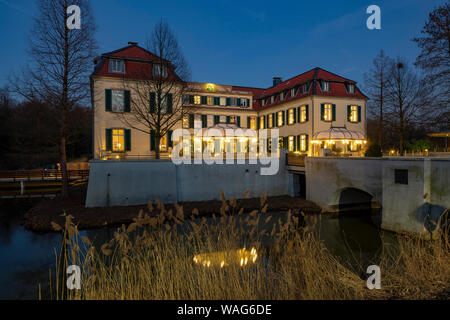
[{"left": 0, "top": 0, "right": 445, "bottom": 91}]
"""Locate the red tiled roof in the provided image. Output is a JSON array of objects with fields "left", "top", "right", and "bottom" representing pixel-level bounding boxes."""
[
  {"left": 93, "top": 44, "right": 368, "bottom": 110},
  {"left": 92, "top": 44, "right": 180, "bottom": 81}
]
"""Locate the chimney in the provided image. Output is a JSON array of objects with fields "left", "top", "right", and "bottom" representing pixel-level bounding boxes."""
[
  {"left": 273, "top": 77, "right": 282, "bottom": 87},
  {"left": 128, "top": 41, "right": 138, "bottom": 46}
]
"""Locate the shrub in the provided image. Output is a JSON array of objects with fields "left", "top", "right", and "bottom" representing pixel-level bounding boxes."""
[{"left": 365, "top": 144, "right": 382, "bottom": 157}]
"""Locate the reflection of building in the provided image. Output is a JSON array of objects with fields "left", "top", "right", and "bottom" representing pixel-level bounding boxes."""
[{"left": 91, "top": 42, "right": 368, "bottom": 159}]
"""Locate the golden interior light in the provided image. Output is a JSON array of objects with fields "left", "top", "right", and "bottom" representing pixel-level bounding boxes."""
[{"left": 193, "top": 247, "right": 258, "bottom": 268}]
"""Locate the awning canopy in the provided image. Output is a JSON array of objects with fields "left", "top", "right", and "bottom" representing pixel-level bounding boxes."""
[
  {"left": 312, "top": 127, "right": 366, "bottom": 141},
  {"left": 199, "top": 123, "right": 256, "bottom": 137}
]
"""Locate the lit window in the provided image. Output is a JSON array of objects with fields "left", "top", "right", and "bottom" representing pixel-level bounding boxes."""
[
  {"left": 160, "top": 134, "right": 167, "bottom": 151},
  {"left": 112, "top": 129, "right": 125, "bottom": 151},
  {"left": 207, "top": 96, "right": 214, "bottom": 105},
  {"left": 268, "top": 114, "right": 273, "bottom": 128},
  {"left": 152, "top": 64, "right": 168, "bottom": 77},
  {"left": 182, "top": 115, "right": 189, "bottom": 129},
  {"left": 229, "top": 116, "right": 236, "bottom": 124},
  {"left": 300, "top": 105, "right": 307, "bottom": 122},
  {"left": 249, "top": 117, "right": 256, "bottom": 129},
  {"left": 300, "top": 135, "right": 307, "bottom": 152},
  {"left": 112, "top": 90, "right": 125, "bottom": 112},
  {"left": 109, "top": 59, "right": 125, "bottom": 73},
  {"left": 349, "top": 105, "right": 358, "bottom": 122},
  {"left": 260, "top": 116, "right": 265, "bottom": 129},
  {"left": 278, "top": 111, "right": 283, "bottom": 126},
  {"left": 323, "top": 104, "right": 332, "bottom": 121},
  {"left": 288, "top": 109, "right": 294, "bottom": 125},
  {"left": 194, "top": 95, "right": 201, "bottom": 105},
  {"left": 288, "top": 136, "right": 294, "bottom": 152},
  {"left": 322, "top": 81, "right": 330, "bottom": 92},
  {"left": 349, "top": 141, "right": 359, "bottom": 151},
  {"left": 220, "top": 97, "right": 226, "bottom": 106}
]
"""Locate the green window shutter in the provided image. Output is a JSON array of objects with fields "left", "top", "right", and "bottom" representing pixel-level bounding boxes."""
[
  {"left": 293, "top": 108, "right": 297, "bottom": 124},
  {"left": 264, "top": 115, "right": 267, "bottom": 128},
  {"left": 124, "top": 90, "right": 131, "bottom": 112},
  {"left": 297, "top": 135, "right": 301, "bottom": 151},
  {"left": 257, "top": 117, "right": 260, "bottom": 129},
  {"left": 150, "top": 92, "right": 156, "bottom": 113},
  {"left": 237, "top": 116, "right": 241, "bottom": 127},
  {"left": 305, "top": 104, "right": 309, "bottom": 122},
  {"left": 124, "top": 129, "right": 131, "bottom": 151},
  {"left": 214, "top": 115, "right": 220, "bottom": 124},
  {"left": 226, "top": 98, "right": 231, "bottom": 106},
  {"left": 214, "top": 97, "right": 220, "bottom": 105},
  {"left": 189, "top": 95, "right": 194, "bottom": 104},
  {"left": 283, "top": 137, "right": 288, "bottom": 150},
  {"left": 167, "top": 94, "right": 173, "bottom": 113},
  {"left": 105, "top": 129, "right": 112, "bottom": 151},
  {"left": 347, "top": 105, "right": 351, "bottom": 121},
  {"left": 201, "top": 114, "right": 207, "bottom": 128},
  {"left": 189, "top": 114, "right": 195, "bottom": 128},
  {"left": 358, "top": 106, "right": 362, "bottom": 122},
  {"left": 168, "top": 130, "right": 173, "bottom": 147},
  {"left": 332, "top": 104, "right": 336, "bottom": 121},
  {"left": 272, "top": 113, "right": 276, "bottom": 127},
  {"left": 320, "top": 104, "right": 325, "bottom": 121},
  {"left": 286, "top": 109, "right": 289, "bottom": 125},
  {"left": 201, "top": 96, "right": 207, "bottom": 105},
  {"left": 247, "top": 99, "right": 250, "bottom": 107},
  {"left": 247, "top": 116, "right": 250, "bottom": 128},
  {"left": 105, "top": 89, "right": 112, "bottom": 111},
  {"left": 226, "top": 116, "right": 230, "bottom": 124},
  {"left": 237, "top": 98, "right": 241, "bottom": 106},
  {"left": 305, "top": 134, "right": 309, "bottom": 152},
  {"left": 282, "top": 111, "right": 285, "bottom": 126},
  {"left": 150, "top": 130, "right": 156, "bottom": 151}
]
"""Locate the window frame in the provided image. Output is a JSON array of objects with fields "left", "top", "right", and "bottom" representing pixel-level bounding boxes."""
[
  {"left": 323, "top": 103, "right": 333, "bottom": 122},
  {"left": 109, "top": 59, "right": 125, "bottom": 74},
  {"left": 111, "top": 90, "right": 125, "bottom": 113},
  {"left": 152, "top": 63, "right": 168, "bottom": 78},
  {"left": 349, "top": 105, "right": 358, "bottom": 123},
  {"left": 300, "top": 105, "right": 308, "bottom": 123},
  {"left": 112, "top": 128, "right": 125, "bottom": 152}
]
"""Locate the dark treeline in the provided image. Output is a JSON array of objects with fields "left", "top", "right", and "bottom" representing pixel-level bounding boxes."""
[{"left": 0, "top": 88, "right": 91, "bottom": 170}]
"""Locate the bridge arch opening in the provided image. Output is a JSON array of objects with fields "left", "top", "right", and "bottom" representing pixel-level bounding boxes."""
[{"left": 329, "top": 187, "right": 380, "bottom": 216}]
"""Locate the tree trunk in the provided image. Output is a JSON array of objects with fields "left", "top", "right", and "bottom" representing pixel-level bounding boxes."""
[
  {"left": 60, "top": 135, "right": 69, "bottom": 198},
  {"left": 155, "top": 136, "right": 161, "bottom": 159}
]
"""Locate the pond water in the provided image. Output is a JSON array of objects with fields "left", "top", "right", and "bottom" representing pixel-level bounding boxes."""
[{"left": 0, "top": 201, "right": 397, "bottom": 299}]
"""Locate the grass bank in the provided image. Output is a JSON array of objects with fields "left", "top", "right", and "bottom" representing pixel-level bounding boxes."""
[{"left": 48, "top": 192, "right": 449, "bottom": 300}]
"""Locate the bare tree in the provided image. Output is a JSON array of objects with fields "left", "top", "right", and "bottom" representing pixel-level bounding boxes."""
[
  {"left": 116, "top": 20, "right": 192, "bottom": 159},
  {"left": 413, "top": 3, "right": 450, "bottom": 131},
  {"left": 385, "top": 58, "right": 430, "bottom": 155},
  {"left": 10, "top": 0, "right": 97, "bottom": 198},
  {"left": 363, "top": 50, "right": 392, "bottom": 148}
]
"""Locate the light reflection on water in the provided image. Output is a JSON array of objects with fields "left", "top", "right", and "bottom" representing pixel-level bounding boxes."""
[{"left": 0, "top": 201, "right": 396, "bottom": 299}]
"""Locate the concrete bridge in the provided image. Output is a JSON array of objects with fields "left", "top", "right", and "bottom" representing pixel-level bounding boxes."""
[{"left": 306, "top": 157, "right": 450, "bottom": 239}]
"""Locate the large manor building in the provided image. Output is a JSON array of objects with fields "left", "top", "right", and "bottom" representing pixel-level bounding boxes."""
[{"left": 91, "top": 42, "right": 368, "bottom": 160}]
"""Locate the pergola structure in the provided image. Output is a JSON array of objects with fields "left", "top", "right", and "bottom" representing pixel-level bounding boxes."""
[
  {"left": 311, "top": 126, "right": 367, "bottom": 156},
  {"left": 427, "top": 132, "right": 449, "bottom": 152}
]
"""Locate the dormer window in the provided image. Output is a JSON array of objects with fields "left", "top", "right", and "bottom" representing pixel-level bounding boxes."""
[
  {"left": 109, "top": 59, "right": 125, "bottom": 73},
  {"left": 280, "top": 92, "right": 285, "bottom": 101},
  {"left": 270, "top": 96, "right": 275, "bottom": 104},
  {"left": 347, "top": 83, "right": 355, "bottom": 94},
  {"left": 302, "top": 83, "right": 309, "bottom": 94},
  {"left": 321, "top": 81, "right": 330, "bottom": 92},
  {"left": 152, "top": 64, "right": 168, "bottom": 77},
  {"left": 291, "top": 88, "right": 296, "bottom": 97}
]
